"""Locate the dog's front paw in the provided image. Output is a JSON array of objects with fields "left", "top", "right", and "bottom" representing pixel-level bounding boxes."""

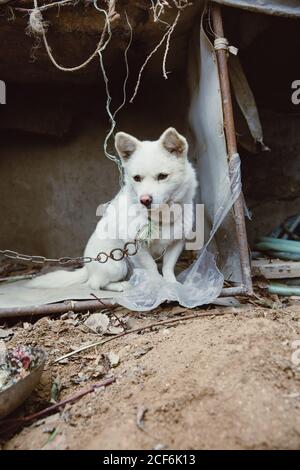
[
  {"left": 87, "top": 277, "right": 102, "bottom": 290},
  {"left": 105, "top": 281, "right": 130, "bottom": 292}
]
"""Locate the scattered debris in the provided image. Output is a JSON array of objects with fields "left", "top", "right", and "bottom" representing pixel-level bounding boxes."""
[
  {"left": 71, "top": 372, "right": 90, "bottom": 384},
  {"left": 133, "top": 346, "right": 153, "bottom": 359},
  {"left": 283, "top": 392, "right": 300, "bottom": 399},
  {"left": 38, "top": 413, "right": 60, "bottom": 434},
  {"left": 54, "top": 310, "right": 233, "bottom": 363},
  {"left": 0, "top": 377, "right": 116, "bottom": 430},
  {"left": 154, "top": 443, "right": 167, "bottom": 450},
  {"left": 106, "top": 351, "right": 120, "bottom": 368},
  {"left": 88, "top": 364, "right": 106, "bottom": 379},
  {"left": 50, "top": 376, "right": 62, "bottom": 403},
  {"left": 213, "top": 297, "right": 242, "bottom": 307},
  {"left": 42, "top": 429, "right": 68, "bottom": 450},
  {"left": 0, "top": 328, "right": 14, "bottom": 340},
  {"left": 84, "top": 313, "right": 110, "bottom": 334},
  {"left": 136, "top": 405, "right": 148, "bottom": 431},
  {"left": 109, "top": 325, "right": 125, "bottom": 335},
  {"left": 22, "top": 322, "right": 33, "bottom": 331},
  {"left": 61, "top": 311, "right": 78, "bottom": 321}
]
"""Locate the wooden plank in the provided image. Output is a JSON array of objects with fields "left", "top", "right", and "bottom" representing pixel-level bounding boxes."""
[{"left": 252, "top": 259, "right": 300, "bottom": 279}]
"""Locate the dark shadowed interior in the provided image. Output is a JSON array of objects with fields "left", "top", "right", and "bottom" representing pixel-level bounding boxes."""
[{"left": 0, "top": 2, "right": 299, "bottom": 257}]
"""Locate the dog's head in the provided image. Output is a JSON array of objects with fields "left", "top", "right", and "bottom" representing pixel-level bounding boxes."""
[{"left": 115, "top": 127, "right": 189, "bottom": 208}]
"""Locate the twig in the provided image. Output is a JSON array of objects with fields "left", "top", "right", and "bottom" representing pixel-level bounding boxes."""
[
  {"left": 54, "top": 309, "right": 237, "bottom": 363},
  {"left": 0, "top": 377, "right": 115, "bottom": 428}
]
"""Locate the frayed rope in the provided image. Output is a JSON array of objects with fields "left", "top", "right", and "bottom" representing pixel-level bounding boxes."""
[{"left": 27, "top": 8, "right": 48, "bottom": 35}]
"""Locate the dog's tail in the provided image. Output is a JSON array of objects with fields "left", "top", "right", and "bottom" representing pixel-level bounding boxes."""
[{"left": 27, "top": 266, "right": 88, "bottom": 289}]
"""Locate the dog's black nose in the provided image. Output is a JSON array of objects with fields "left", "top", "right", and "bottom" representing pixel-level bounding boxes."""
[{"left": 140, "top": 195, "right": 152, "bottom": 208}]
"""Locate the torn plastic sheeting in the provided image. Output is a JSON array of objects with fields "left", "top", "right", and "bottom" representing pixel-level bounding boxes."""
[
  {"left": 189, "top": 18, "right": 243, "bottom": 283},
  {"left": 214, "top": 0, "right": 300, "bottom": 17},
  {"left": 114, "top": 154, "right": 242, "bottom": 311}
]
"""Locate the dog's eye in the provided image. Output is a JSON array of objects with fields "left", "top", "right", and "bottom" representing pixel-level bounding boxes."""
[
  {"left": 157, "top": 173, "right": 168, "bottom": 181},
  {"left": 133, "top": 175, "right": 142, "bottom": 182}
]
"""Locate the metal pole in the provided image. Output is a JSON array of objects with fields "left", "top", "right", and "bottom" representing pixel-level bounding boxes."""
[
  {"left": 220, "top": 286, "right": 247, "bottom": 296},
  {"left": 211, "top": 2, "right": 253, "bottom": 295},
  {"left": 0, "top": 298, "right": 114, "bottom": 319}
]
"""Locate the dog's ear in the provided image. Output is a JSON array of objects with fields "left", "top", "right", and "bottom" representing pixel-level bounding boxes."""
[
  {"left": 160, "top": 127, "right": 188, "bottom": 157},
  {"left": 115, "top": 132, "right": 139, "bottom": 161}
]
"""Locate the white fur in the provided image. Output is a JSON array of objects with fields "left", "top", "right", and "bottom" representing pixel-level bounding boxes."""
[{"left": 28, "top": 128, "right": 197, "bottom": 291}]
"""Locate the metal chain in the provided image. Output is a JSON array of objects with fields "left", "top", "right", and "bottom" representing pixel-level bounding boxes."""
[{"left": 0, "top": 240, "right": 139, "bottom": 266}]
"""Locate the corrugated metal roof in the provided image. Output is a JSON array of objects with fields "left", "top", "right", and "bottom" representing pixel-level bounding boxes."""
[{"left": 215, "top": 0, "right": 300, "bottom": 17}]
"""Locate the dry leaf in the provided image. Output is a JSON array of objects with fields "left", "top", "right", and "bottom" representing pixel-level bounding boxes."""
[
  {"left": 84, "top": 313, "right": 109, "bottom": 334},
  {"left": 106, "top": 351, "right": 120, "bottom": 368}
]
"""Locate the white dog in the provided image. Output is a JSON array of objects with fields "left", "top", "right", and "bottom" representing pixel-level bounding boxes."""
[{"left": 29, "top": 128, "right": 197, "bottom": 292}]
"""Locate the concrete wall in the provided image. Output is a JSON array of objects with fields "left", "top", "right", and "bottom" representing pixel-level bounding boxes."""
[{"left": 0, "top": 74, "right": 189, "bottom": 257}]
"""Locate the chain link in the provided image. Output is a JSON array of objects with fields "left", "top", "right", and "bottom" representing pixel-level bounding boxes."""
[{"left": 0, "top": 240, "right": 139, "bottom": 266}]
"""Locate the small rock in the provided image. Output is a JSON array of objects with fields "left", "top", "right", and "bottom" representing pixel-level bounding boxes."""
[
  {"left": 106, "top": 351, "right": 120, "bottom": 368},
  {"left": 133, "top": 346, "right": 153, "bottom": 358},
  {"left": 154, "top": 443, "right": 167, "bottom": 450},
  {"left": 0, "top": 328, "right": 14, "bottom": 339},
  {"left": 108, "top": 325, "right": 124, "bottom": 335},
  {"left": 64, "top": 319, "right": 79, "bottom": 326},
  {"left": 91, "top": 365, "right": 106, "bottom": 378},
  {"left": 71, "top": 372, "right": 89, "bottom": 384},
  {"left": 61, "top": 311, "right": 78, "bottom": 320},
  {"left": 84, "top": 313, "right": 109, "bottom": 334},
  {"left": 162, "top": 329, "right": 170, "bottom": 336}
]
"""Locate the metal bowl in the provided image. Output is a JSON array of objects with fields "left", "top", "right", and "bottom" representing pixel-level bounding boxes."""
[{"left": 0, "top": 348, "right": 46, "bottom": 419}]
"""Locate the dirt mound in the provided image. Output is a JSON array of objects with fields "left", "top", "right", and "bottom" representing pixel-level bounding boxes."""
[{"left": 2, "top": 304, "right": 300, "bottom": 450}]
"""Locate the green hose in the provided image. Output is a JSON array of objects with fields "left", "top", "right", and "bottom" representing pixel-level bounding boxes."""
[
  {"left": 268, "top": 283, "right": 300, "bottom": 296},
  {"left": 254, "top": 234, "right": 300, "bottom": 296},
  {"left": 255, "top": 237, "right": 300, "bottom": 254}
]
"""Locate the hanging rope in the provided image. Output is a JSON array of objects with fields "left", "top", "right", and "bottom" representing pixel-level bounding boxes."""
[
  {"left": 27, "top": 0, "right": 115, "bottom": 72},
  {"left": 23, "top": 0, "right": 189, "bottom": 185}
]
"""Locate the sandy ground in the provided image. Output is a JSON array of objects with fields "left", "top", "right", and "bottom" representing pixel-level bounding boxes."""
[{"left": 1, "top": 299, "right": 300, "bottom": 450}]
